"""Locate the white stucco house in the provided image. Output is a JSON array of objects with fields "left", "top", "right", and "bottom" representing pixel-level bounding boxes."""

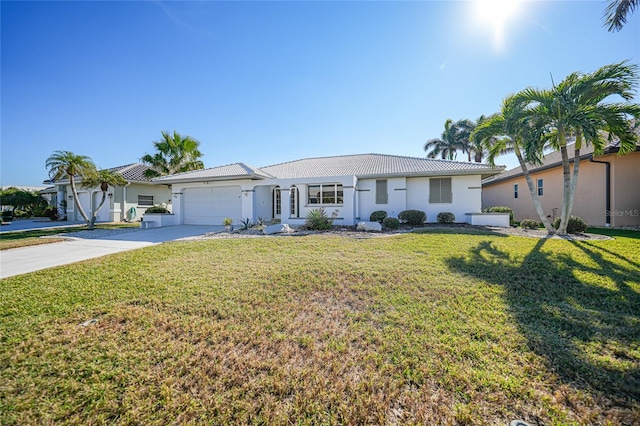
[
  {"left": 152, "top": 154, "right": 505, "bottom": 227},
  {"left": 44, "top": 163, "right": 172, "bottom": 222}
]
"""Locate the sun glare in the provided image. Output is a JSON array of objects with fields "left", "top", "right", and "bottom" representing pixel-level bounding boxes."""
[{"left": 474, "top": 0, "right": 522, "bottom": 52}]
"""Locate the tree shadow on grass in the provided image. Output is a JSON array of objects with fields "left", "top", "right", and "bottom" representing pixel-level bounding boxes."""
[{"left": 446, "top": 238, "right": 640, "bottom": 407}]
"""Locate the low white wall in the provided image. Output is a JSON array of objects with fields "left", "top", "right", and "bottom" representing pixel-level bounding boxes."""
[
  {"left": 465, "top": 213, "right": 510, "bottom": 227},
  {"left": 141, "top": 213, "right": 178, "bottom": 228}
]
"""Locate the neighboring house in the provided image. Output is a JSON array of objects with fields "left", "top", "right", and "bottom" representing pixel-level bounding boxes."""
[
  {"left": 152, "top": 153, "right": 504, "bottom": 226},
  {"left": 482, "top": 142, "right": 640, "bottom": 227},
  {"left": 44, "top": 163, "right": 172, "bottom": 222}
]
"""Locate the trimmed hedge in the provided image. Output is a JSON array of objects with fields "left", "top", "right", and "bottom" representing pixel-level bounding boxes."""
[
  {"left": 382, "top": 217, "right": 400, "bottom": 229},
  {"left": 398, "top": 210, "right": 426, "bottom": 226},
  {"left": 369, "top": 210, "right": 387, "bottom": 223},
  {"left": 145, "top": 206, "right": 170, "bottom": 214},
  {"left": 437, "top": 212, "right": 455, "bottom": 224},
  {"left": 520, "top": 219, "right": 541, "bottom": 230},
  {"left": 553, "top": 216, "right": 587, "bottom": 234}
]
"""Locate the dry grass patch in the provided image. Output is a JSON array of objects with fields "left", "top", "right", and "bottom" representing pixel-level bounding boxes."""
[{"left": 1, "top": 232, "right": 638, "bottom": 424}]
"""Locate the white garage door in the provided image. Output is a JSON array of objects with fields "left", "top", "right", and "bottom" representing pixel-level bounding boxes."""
[
  {"left": 76, "top": 191, "right": 91, "bottom": 221},
  {"left": 93, "top": 192, "right": 110, "bottom": 222},
  {"left": 183, "top": 186, "right": 242, "bottom": 225}
]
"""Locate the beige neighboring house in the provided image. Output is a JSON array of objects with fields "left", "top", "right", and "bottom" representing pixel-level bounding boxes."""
[
  {"left": 482, "top": 142, "right": 640, "bottom": 228},
  {"left": 44, "top": 164, "right": 172, "bottom": 223}
]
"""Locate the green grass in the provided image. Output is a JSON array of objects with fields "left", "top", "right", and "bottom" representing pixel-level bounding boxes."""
[
  {"left": 0, "top": 223, "right": 140, "bottom": 250},
  {"left": 1, "top": 230, "right": 638, "bottom": 425}
]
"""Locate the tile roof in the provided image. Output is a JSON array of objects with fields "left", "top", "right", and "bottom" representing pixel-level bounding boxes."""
[
  {"left": 152, "top": 153, "right": 504, "bottom": 183},
  {"left": 261, "top": 153, "right": 502, "bottom": 179},
  {"left": 153, "top": 163, "right": 273, "bottom": 183},
  {"left": 108, "top": 163, "right": 155, "bottom": 182}
]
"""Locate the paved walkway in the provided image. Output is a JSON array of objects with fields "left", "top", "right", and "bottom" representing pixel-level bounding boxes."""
[{"left": 0, "top": 225, "right": 219, "bottom": 279}]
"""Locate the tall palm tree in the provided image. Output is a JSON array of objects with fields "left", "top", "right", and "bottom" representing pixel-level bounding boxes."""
[
  {"left": 45, "top": 150, "right": 97, "bottom": 226},
  {"left": 424, "top": 119, "right": 465, "bottom": 160},
  {"left": 514, "top": 61, "right": 640, "bottom": 235},
  {"left": 459, "top": 116, "right": 492, "bottom": 162},
  {"left": 141, "top": 131, "right": 205, "bottom": 178},
  {"left": 471, "top": 96, "right": 555, "bottom": 233},
  {"left": 604, "top": 0, "right": 639, "bottom": 32},
  {"left": 81, "top": 169, "right": 127, "bottom": 228}
]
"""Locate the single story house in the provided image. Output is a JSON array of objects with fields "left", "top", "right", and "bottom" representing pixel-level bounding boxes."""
[
  {"left": 482, "top": 142, "right": 640, "bottom": 227},
  {"left": 152, "top": 153, "right": 505, "bottom": 226},
  {"left": 44, "top": 163, "right": 172, "bottom": 222}
]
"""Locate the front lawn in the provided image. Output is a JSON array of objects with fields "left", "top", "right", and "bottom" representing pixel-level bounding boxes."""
[{"left": 1, "top": 231, "right": 638, "bottom": 424}]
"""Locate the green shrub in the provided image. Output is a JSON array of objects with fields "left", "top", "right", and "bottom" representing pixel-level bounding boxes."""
[
  {"left": 369, "top": 210, "right": 387, "bottom": 223},
  {"left": 553, "top": 216, "right": 587, "bottom": 234},
  {"left": 43, "top": 206, "right": 59, "bottom": 221},
  {"left": 240, "top": 218, "right": 253, "bottom": 230},
  {"left": 305, "top": 208, "right": 334, "bottom": 230},
  {"left": 145, "top": 206, "right": 170, "bottom": 214},
  {"left": 398, "top": 210, "right": 426, "bottom": 226},
  {"left": 437, "top": 212, "right": 455, "bottom": 224},
  {"left": 1, "top": 210, "right": 13, "bottom": 221},
  {"left": 382, "top": 217, "right": 400, "bottom": 229},
  {"left": 13, "top": 209, "right": 30, "bottom": 219},
  {"left": 487, "top": 206, "right": 514, "bottom": 225},
  {"left": 520, "top": 219, "right": 541, "bottom": 229}
]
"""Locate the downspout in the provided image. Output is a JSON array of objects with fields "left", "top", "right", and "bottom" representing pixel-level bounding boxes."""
[
  {"left": 122, "top": 182, "right": 131, "bottom": 222},
  {"left": 590, "top": 156, "right": 611, "bottom": 227}
]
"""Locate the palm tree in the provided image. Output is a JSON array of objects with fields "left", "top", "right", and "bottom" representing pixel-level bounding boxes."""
[
  {"left": 424, "top": 119, "right": 465, "bottom": 160},
  {"left": 459, "top": 116, "right": 491, "bottom": 162},
  {"left": 46, "top": 150, "right": 97, "bottom": 226},
  {"left": 81, "top": 169, "right": 127, "bottom": 228},
  {"left": 514, "top": 61, "right": 640, "bottom": 235},
  {"left": 604, "top": 0, "right": 639, "bottom": 32},
  {"left": 471, "top": 96, "right": 555, "bottom": 233},
  {"left": 141, "top": 131, "right": 205, "bottom": 178}
]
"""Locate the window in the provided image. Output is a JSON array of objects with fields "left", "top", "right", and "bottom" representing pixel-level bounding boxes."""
[
  {"left": 376, "top": 179, "right": 388, "bottom": 204},
  {"left": 537, "top": 179, "right": 544, "bottom": 196},
  {"left": 429, "top": 178, "right": 452, "bottom": 203},
  {"left": 138, "top": 195, "right": 154, "bottom": 206},
  {"left": 514, "top": 184, "right": 519, "bottom": 199},
  {"left": 307, "top": 184, "right": 343, "bottom": 205},
  {"left": 273, "top": 188, "right": 281, "bottom": 215}
]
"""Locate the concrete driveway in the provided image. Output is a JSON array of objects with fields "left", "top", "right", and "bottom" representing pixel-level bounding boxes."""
[
  {"left": 0, "top": 225, "right": 219, "bottom": 279},
  {"left": 0, "top": 219, "right": 86, "bottom": 233}
]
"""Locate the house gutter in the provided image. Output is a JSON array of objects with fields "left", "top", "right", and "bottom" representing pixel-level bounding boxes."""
[{"left": 590, "top": 156, "right": 611, "bottom": 227}]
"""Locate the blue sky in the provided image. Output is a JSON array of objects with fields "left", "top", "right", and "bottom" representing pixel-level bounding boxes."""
[{"left": 1, "top": 0, "right": 639, "bottom": 186}]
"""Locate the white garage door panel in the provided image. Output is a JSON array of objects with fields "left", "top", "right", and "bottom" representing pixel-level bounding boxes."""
[
  {"left": 184, "top": 186, "right": 242, "bottom": 225},
  {"left": 94, "top": 192, "right": 110, "bottom": 222},
  {"left": 77, "top": 192, "right": 91, "bottom": 221}
]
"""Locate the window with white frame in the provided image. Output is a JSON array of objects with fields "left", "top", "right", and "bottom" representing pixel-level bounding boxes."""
[
  {"left": 307, "top": 184, "right": 343, "bottom": 205},
  {"left": 429, "top": 178, "right": 452, "bottom": 203},
  {"left": 138, "top": 195, "right": 154, "bottom": 206},
  {"left": 376, "top": 179, "right": 388, "bottom": 204},
  {"left": 514, "top": 183, "right": 519, "bottom": 199},
  {"left": 537, "top": 178, "right": 544, "bottom": 196}
]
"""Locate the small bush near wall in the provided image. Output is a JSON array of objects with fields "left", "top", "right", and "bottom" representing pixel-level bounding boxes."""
[
  {"left": 370, "top": 210, "right": 387, "bottom": 223},
  {"left": 520, "top": 219, "right": 541, "bottom": 229},
  {"left": 553, "top": 216, "right": 587, "bottom": 234},
  {"left": 43, "top": 206, "right": 59, "bottom": 221},
  {"left": 398, "top": 210, "right": 426, "bottom": 226},
  {"left": 487, "top": 206, "right": 514, "bottom": 225},
  {"left": 437, "top": 212, "right": 455, "bottom": 224},
  {"left": 382, "top": 217, "right": 400, "bottom": 229},
  {"left": 305, "top": 208, "right": 334, "bottom": 230},
  {"left": 145, "top": 206, "right": 170, "bottom": 214},
  {"left": 2, "top": 211, "right": 13, "bottom": 221}
]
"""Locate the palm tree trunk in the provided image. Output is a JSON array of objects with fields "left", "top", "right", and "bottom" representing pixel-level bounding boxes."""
[
  {"left": 90, "top": 191, "right": 108, "bottom": 228},
  {"left": 566, "top": 133, "right": 583, "bottom": 229},
  {"left": 558, "top": 146, "right": 571, "bottom": 235},
  {"left": 69, "top": 177, "right": 91, "bottom": 228},
  {"left": 514, "top": 143, "right": 555, "bottom": 234}
]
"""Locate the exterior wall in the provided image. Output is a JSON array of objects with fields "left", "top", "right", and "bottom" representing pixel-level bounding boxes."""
[
  {"left": 406, "top": 175, "right": 482, "bottom": 223},
  {"left": 482, "top": 153, "right": 640, "bottom": 227},
  {"left": 610, "top": 152, "right": 640, "bottom": 227},
  {"left": 123, "top": 183, "right": 172, "bottom": 220},
  {"left": 253, "top": 185, "right": 274, "bottom": 222},
  {"left": 357, "top": 177, "right": 406, "bottom": 221}
]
